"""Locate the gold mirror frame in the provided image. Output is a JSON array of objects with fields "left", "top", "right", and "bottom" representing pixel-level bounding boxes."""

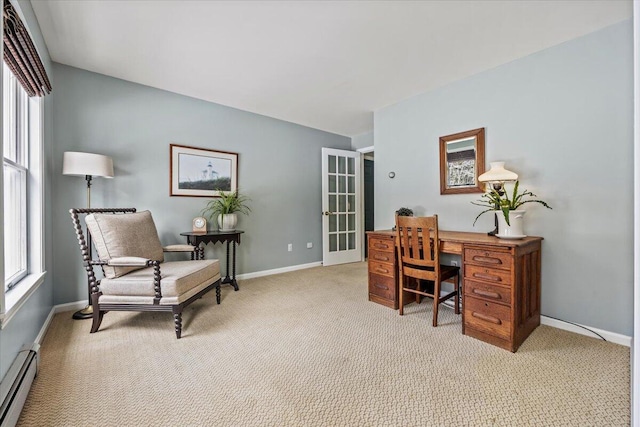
[{"left": 439, "top": 128, "right": 485, "bottom": 195}]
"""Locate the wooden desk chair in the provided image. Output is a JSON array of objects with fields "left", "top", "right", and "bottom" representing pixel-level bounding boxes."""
[{"left": 395, "top": 215, "right": 460, "bottom": 326}]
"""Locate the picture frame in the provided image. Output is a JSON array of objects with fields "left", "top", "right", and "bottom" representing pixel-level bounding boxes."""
[
  {"left": 170, "top": 144, "right": 238, "bottom": 197},
  {"left": 439, "top": 128, "right": 485, "bottom": 195}
]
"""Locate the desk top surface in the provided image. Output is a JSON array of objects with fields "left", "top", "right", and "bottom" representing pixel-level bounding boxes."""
[
  {"left": 367, "top": 229, "right": 542, "bottom": 248},
  {"left": 181, "top": 230, "right": 244, "bottom": 237}
]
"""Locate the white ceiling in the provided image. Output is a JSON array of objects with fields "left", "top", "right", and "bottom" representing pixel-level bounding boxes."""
[{"left": 31, "top": 1, "right": 631, "bottom": 137}]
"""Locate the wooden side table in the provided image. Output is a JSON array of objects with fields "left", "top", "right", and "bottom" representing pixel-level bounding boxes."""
[{"left": 180, "top": 230, "right": 244, "bottom": 291}]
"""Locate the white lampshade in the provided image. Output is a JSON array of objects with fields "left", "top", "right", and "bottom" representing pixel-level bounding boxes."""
[
  {"left": 63, "top": 152, "right": 114, "bottom": 178},
  {"left": 478, "top": 161, "right": 518, "bottom": 183}
]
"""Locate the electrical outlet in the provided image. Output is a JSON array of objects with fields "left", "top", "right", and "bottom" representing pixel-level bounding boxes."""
[
  {"left": 451, "top": 260, "right": 458, "bottom": 267},
  {"left": 288, "top": 243, "right": 293, "bottom": 252},
  {"left": 307, "top": 242, "right": 313, "bottom": 249}
]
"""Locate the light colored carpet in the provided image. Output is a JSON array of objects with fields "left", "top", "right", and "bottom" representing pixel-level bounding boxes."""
[{"left": 19, "top": 262, "right": 629, "bottom": 426}]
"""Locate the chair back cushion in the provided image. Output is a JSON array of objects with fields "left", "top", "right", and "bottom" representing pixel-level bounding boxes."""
[{"left": 85, "top": 210, "right": 164, "bottom": 278}]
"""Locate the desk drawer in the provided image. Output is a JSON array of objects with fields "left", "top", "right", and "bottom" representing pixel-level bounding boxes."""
[
  {"left": 464, "top": 296, "right": 511, "bottom": 340},
  {"left": 369, "top": 273, "right": 395, "bottom": 300},
  {"left": 369, "top": 249, "right": 394, "bottom": 265},
  {"left": 464, "top": 247, "right": 512, "bottom": 270},
  {"left": 369, "top": 236, "right": 394, "bottom": 253},
  {"left": 441, "top": 241, "right": 462, "bottom": 254},
  {"left": 369, "top": 260, "right": 394, "bottom": 278},
  {"left": 464, "top": 280, "right": 511, "bottom": 306},
  {"left": 464, "top": 264, "right": 512, "bottom": 286}
]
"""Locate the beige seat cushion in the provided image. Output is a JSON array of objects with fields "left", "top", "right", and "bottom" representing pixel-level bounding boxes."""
[
  {"left": 99, "top": 259, "right": 220, "bottom": 305},
  {"left": 85, "top": 211, "right": 164, "bottom": 278}
]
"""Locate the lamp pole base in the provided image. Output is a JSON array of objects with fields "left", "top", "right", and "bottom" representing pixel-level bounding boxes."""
[
  {"left": 487, "top": 211, "right": 499, "bottom": 236},
  {"left": 72, "top": 305, "right": 93, "bottom": 320}
]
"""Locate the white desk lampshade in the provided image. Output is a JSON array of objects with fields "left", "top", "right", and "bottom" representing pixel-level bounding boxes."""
[
  {"left": 478, "top": 161, "right": 518, "bottom": 183},
  {"left": 63, "top": 151, "right": 114, "bottom": 208}
]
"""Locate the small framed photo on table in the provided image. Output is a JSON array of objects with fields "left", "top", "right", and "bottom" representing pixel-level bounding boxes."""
[{"left": 170, "top": 144, "right": 238, "bottom": 197}]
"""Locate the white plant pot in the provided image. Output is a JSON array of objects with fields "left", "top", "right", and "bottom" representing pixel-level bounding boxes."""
[
  {"left": 217, "top": 213, "right": 238, "bottom": 232},
  {"left": 496, "top": 210, "right": 526, "bottom": 238}
]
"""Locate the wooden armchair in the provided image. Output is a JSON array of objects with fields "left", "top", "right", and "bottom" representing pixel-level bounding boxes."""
[{"left": 70, "top": 208, "right": 221, "bottom": 338}]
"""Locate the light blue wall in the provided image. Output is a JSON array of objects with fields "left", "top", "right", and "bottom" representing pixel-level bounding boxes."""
[
  {"left": 374, "top": 21, "right": 633, "bottom": 335},
  {"left": 52, "top": 64, "right": 351, "bottom": 305},
  {"left": 351, "top": 131, "right": 373, "bottom": 150},
  {"left": 0, "top": 0, "right": 54, "bottom": 379}
]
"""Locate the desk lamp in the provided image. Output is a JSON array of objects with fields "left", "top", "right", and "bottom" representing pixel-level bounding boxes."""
[
  {"left": 63, "top": 151, "right": 114, "bottom": 319},
  {"left": 477, "top": 162, "right": 517, "bottom": 236}
]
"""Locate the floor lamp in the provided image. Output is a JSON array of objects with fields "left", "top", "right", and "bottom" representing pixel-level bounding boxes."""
[
  {"left": 477, "top": 161, "right": 518, "bottom": 236},
  {"left": 63, "top": 151, "right": 114, "bottom": 319}
]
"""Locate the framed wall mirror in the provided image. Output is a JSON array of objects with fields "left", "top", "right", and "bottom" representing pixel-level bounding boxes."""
[{"left": 439, "top": 127, "right": 485, "bottom": 195}]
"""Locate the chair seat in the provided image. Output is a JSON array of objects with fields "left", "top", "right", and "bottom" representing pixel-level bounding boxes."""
[
  {"left": 439, "top": 264, "right": 459, "bottom": 281},
  {"left": 99, "top": 259, "right": 220, "bottom": 305}
]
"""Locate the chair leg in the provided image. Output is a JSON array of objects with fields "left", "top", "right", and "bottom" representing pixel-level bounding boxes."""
[
  {"left": 216, "top": 283, "right": 221, "bottom": 304},
  {"left": 173, "top": 307, "right": 183, "bottom": 339},
  {"left": 433, "top": 280, "right": 441, "bottom": 327},
  {"left": 90, "top": 293, "right": 104, "bottom": 334},
  {"left": 454, "top": 273, "right": 460, "bottom": 315},
  {"left": 399, "top": 276, "right": 404, "bottom": 315}
]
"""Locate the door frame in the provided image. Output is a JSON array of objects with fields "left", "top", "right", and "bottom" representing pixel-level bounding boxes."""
[{"left": 357, "top": 145, "right": 374, "bottom": 261}]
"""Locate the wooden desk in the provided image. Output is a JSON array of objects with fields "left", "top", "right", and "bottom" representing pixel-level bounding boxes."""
[
  {"left": 366, "top": 230, "right": 543, "bottom": 352},
  {"left": 181, "top": 230, "right": 244, "bottom": 291}
]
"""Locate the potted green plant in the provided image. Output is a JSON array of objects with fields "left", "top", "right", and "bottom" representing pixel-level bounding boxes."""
[
  {"left": 202, "top": 190, "right": 251, "bottom": 231},
  {"left": 395, "top": 207, "right": 414, "bottom": 217},
  {"left": 392, "top": 207, "right": 413, "bottom": 230},
  {"left": 472, "top": 181, "right": 551, "bottom": 238}
]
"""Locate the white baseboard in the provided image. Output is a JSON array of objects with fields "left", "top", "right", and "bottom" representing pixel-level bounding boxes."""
[
  {"left": 34, "top": 307, "right": 55, "bottom": 345},
  {"left": 34, "top": 301, "right": 87, "bottom": 345},
  {"left": 236, "top": 261, "right": 322, "bottom": 281},
  {"left": 541, "top": 316, "right": 631, "bottom": 347},
  {"left": 54, "top": 300, "right": 87, "bottom": 314}
]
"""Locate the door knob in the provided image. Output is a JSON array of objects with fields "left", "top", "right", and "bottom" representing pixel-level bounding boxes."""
[{"left": 322, "top": 211, "right": 335, "bottom": 216}]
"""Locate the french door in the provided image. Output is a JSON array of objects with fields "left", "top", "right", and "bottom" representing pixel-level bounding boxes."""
[{"left": 321, "top": 148, "right": 362, "bottom": 266}]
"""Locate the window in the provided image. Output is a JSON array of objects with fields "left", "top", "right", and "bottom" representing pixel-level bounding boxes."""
[
  {"left": 3, "top": 62, "right": 29, "bottom": 291},
  {"left": 0, "top": 59, "right": 44, "bottom": 327},
  {"left": 0, "top": 0, "right": 49, "bottom": 326}
]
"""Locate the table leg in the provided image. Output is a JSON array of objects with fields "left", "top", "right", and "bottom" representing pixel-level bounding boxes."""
[
  {"left": 220, "top": 239, "right": 239, "bottom": 291},
  {"left": 231, "top": 240, "right": 238, "bottom": 291}
]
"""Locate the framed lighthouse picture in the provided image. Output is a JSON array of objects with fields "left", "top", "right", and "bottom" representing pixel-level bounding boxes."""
[{"left": 170, "top": 144, "right": 238, "bottom": 197}]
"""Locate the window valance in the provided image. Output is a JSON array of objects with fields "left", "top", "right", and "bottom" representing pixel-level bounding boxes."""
[{"left": 3, "top": 0, "right": 51, "bottom": 97}]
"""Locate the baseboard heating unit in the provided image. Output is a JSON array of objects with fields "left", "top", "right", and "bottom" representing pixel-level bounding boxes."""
[{"left": 0, "top": 344, "right": 39, "bottom": 427}]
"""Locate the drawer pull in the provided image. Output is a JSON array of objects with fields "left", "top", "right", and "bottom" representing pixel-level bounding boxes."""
[
  {"left": 472, "top": 311, "right": 502, "bottom": 325},
  {"left": 375, "top": 267, "right": 390, "bottom": 274},
  {"left": 373, "top": 255, "right": 390, "bottom": 262},
  {"left": 374, "top": 243, "right": 390, "bottom": 250},
  {"left": 473, "top": 272, "right": 501, "bottom": 282},
  {"left": 373, "top": 283, "right": 389, "bottom": 290},
  {"left": 473, "top": 256, "right": 501, "bottom": 265},
  {"left": 472, "top": 289, "right": 501, "bottom": 300}
]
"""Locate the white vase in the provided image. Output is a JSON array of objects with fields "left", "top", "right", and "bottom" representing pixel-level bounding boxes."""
[
  {"left": 217, "top": 213, "right": 237, "bottom": 231},
  {"left": 496, "top": 210, "right": 526, "bottom": 238}
]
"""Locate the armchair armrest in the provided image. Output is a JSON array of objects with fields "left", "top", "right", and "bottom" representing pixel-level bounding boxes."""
[
  {"left": 163, "top": 244, "right": 197, "bottom": 253},
  {"left": 106, "top": 257, "right": 152, "bottom": 267}
]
